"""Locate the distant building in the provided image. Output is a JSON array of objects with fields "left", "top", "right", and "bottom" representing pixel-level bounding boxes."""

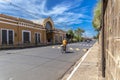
[{"left": 0, "top": 14, "right": 66, "bottom": 49}]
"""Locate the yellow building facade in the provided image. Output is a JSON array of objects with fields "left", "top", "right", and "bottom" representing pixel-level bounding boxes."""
[{"left": 0, "top": 14, "right": 66, "bottom": 49}]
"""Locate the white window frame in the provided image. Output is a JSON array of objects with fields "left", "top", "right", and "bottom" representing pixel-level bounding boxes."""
[
  {"left": 35, "top": 32, "right": 41, "bottom": 43},
  {"left": 0, "top": 28, "right": 14, "bottom": 45},
  {"left": 22, "top": 30, "right": 31, "bottom": 43}
]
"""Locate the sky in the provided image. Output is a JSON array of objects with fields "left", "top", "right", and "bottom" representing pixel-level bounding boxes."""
[{"left": 0, "top": 0, "right": 98, "bottom": 38}]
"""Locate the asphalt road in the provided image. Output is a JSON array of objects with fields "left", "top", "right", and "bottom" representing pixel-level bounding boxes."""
[{"left": 0, "top": 41, "right": 95, "bottom": 80}]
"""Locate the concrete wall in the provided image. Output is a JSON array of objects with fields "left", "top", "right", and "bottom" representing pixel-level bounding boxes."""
[
  {"left": 101, "top": 0, "right": 120, "bottom": 80},
  {"left": 98, "top": 31, "right": 103, "bottom": 79}
]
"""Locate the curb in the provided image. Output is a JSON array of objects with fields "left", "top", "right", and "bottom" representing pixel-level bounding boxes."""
[{"left": 60, "top": 42, "right": 97, "bottom": 80}]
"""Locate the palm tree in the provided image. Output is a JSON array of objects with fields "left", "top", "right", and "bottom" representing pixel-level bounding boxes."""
[{"left": 74, "top": 28, "right": 84, "bottom": 42}]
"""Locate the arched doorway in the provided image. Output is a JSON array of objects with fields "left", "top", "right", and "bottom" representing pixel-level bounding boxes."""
[{"left": 45, "top": 21, "right": 53, "bottom": 44}]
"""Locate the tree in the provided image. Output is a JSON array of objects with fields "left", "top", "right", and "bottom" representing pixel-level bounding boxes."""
[
  {"left": 66, "top": 28, "right": 85, "bottom": 42},
  {"left": 66, "top": 29, "right": 74, "bottom": 42},
  {"left": 74, "top": 28, "right": 84, "bottom": 42},
  {"left": 93, "top": 33, "right": 99, "bottom": 39},
  {"left": 92, "top": 1, "right": 101, "bottom": 31}
]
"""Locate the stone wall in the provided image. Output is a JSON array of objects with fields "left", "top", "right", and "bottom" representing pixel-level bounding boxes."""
[
  {"left": 101, "top": 0, "right": 120, "bottom": 80},
  {"left": 98, "top": 31, "right": 103, "bottom": 80}
]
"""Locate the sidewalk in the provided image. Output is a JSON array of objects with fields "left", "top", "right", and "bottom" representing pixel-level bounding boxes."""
[{"left": 62, "top": 42, "right": 104, "bottom": 80}]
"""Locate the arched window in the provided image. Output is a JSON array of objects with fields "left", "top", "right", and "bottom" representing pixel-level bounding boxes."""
[{"left": 46, "top": 22, "right": 52, "bottom": 30}]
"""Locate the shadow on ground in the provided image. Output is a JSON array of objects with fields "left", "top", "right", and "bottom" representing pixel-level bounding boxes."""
[{"left": 65, "top": 51, "right": 74, "bottom": 53}]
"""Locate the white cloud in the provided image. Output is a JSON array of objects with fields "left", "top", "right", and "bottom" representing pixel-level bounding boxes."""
[
  {"left": 0, "top": 0, "right": 11, "bottom": 2},
  {"left": 38, "top": 0, "right": 71, "bottom": 16},
  {"left": 0, "top": 0, "right": 91, "bottom": 28},
  {"left": 82, "top": 30, "right": 97, "bottom": 38},
  {"left": 0, "top": 0, "right": 96, "bottom": 37},
  {"left": 53, "top": 12, "right": 87, "bottom": 26},
  {"left": 32, "top": 18, "right": 45, "bottom": 24}
]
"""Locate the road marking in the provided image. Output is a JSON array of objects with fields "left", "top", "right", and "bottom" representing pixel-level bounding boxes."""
[
  {"left": 66, "top": 44, "right": 94, "bottom": 80},
  {"left": 9, "top": 77, "right": 14, "bottom": 80},
  {"left": 82, "top": 49, "right": 88, "bottom": 52},
  {"left": 58, "top": 47, "right": 60, "bottom": 49},
  {"left": 52, "top": 46, "right": 55, "bottom": 48},
  {"left": 69, "top": 47, "right": 73, "bottom": 50},
  {"left": 76, "top": 48, "right": 80, "bottom": 51}
]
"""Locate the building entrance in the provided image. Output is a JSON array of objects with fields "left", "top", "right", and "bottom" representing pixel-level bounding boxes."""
[{"left": 45, "top": 21, "right": 54, "bottom": 44}]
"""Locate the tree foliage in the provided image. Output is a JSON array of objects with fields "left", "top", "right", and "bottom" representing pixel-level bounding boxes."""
[
  {"left": 92, "top": 1, "right": 101, "bottom": 31},
  {"left": 74, "top": 28, "right": 84, "bottom": 41},
  {"left": 66, "top": 29, "right": 74, "bottom": 42},
  {"left": 66, "top": 28, "right": 84, "bottom": 42}
]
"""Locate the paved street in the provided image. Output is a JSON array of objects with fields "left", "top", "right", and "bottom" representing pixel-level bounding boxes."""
[{"left": 0, "top": 41, "right": 95, "bottom": 80}]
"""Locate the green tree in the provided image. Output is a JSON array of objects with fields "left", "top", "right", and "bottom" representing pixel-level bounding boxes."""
[
  {"left": 66, "top": 29, "right": 74, "bottom": 42},
  {"left": 93, "top": 33, "right": 99, "bottom": 39},
  {"left": 92, "top": 1, "right": 101, "bottom": 31},
  {"left": 74, "top": 28, "right": 84, "bottom": 42}
]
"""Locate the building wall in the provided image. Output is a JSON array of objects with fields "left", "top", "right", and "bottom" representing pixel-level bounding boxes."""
[
  {"left": 98, "top": 30, "right": 103, "bottom": 79},
  {"left": 0, "top": 22, "right": 18, "bottom": 45},
  {"left": 102, "top": 0, "right": 120, "bottom": 80},
  {"left": 0, "top": 14, "right": 66, "bottom": 49},
  {"left": 0, "top": 14, "right": 47, "bottom": 48},
  {"left": 54, "top": 30, "right": 66, "bottom": 44},
  {"left": 0, "top": 14, "right": 18, "bottom": 48},
  {"left": 18, "top": 27, "right": 46, "bottom": 44}
]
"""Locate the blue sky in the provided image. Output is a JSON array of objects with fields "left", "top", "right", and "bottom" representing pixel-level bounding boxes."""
[{"left": 0, "top": 0, "right": 98, "bottom": 37}]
